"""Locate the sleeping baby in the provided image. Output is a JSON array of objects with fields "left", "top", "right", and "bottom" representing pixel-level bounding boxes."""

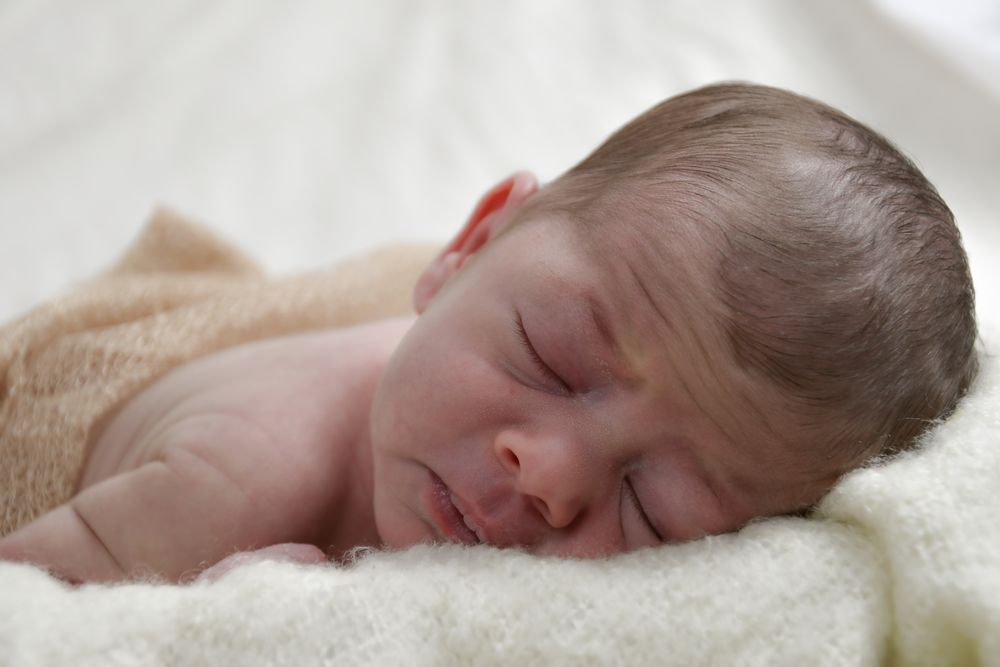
[{"left": 0, "top": 82, "right": 978, "bottom": 583}]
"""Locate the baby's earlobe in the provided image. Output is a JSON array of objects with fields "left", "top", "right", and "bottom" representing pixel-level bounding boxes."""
[{"left": 441, "top": 251, "right": 463, "bottom": 275}]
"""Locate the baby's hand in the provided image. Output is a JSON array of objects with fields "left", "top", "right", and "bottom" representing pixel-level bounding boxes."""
[{"left": 196, "top": 543, "right": 328, "bottom": 583}]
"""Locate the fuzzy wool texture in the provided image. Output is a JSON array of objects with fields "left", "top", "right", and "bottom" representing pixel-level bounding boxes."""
[{"left": 0, "top": 213, "right": 998, "bottom": 666}]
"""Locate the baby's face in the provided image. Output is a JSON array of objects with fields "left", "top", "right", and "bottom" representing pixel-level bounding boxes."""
[{"left": 369, "top": 214, "right": 831, "bottom": 556}]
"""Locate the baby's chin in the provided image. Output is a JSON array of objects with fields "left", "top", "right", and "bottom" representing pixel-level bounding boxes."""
[{"left": 371, "top": 504, "right": 432, "bottom": 552}]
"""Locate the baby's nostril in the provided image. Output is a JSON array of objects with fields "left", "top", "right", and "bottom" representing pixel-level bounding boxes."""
[
  {"left": 494, "top": 435, "right": 521, "bottom": 474},
  {"left": 530, "top": 496, "right": 550, "bottom": 523},
  {"left": 505, "top": 448, "right": 520, "bottom": 470}
]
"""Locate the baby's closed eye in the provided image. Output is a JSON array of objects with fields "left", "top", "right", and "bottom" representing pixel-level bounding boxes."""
[
  {"left": 512, "top": 309, "right": 572, "bottom": 395},
  {"left": 621, "top": 476, "right": 664, "bottom": 545}
]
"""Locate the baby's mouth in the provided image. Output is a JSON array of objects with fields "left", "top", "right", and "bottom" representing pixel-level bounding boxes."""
[
  {"left": 429, "top": 471, "right": 482, "bottom": 545},
  {"left": 448, "top": 492, "right": 486, "bottom": 542}
]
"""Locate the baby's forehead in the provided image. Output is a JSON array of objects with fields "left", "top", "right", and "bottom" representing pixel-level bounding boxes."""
[
  {"left": 508, "top": 216, "right": 839, "bottom": 499},
  {"left": 536, "top": 212, "right": 714, "bottom": 313},
  {"left": 513, "top": 215, "right": 720, "bottom": 360},
  {"left": 513, "top": 213, "right": 846, "bottom": 465}
]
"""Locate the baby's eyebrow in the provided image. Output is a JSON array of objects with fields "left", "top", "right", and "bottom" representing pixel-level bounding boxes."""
[
  {"left": 585, "top": 294, "right": 616, "bottom": 351},
  {"left": 582, "top": 293, "right": 631, "bottom": 376},
  {"left": 626, "top": 262, "right": 674, "bottom": 335}
]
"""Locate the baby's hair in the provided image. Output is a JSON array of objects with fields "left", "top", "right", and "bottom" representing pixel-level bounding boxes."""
[{"left": 519, "top": 82, "right": 977, "bottom": 470}]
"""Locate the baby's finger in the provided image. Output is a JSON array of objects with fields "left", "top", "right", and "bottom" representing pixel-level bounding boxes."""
[{"left": 196, "top": 543, "right": 328, "bottom": 583}]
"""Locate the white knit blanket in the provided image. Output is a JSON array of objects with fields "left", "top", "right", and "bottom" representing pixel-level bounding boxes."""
[{"left": 2, "top": 328, "right": 997, "bottom": 666}]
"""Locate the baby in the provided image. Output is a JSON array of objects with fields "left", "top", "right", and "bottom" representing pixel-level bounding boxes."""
[{"left": 0, "top": 82, "right": 978, "bottom": 583}]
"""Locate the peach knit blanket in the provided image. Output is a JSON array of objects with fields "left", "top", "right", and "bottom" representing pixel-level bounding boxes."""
[{"left": 0, "top": 209, "right": 434, "bottom": 535}]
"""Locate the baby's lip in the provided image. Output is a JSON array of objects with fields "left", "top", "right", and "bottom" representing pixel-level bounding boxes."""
[
  {"left": 448, "top": 479, "right": 544, "bottom": 549},
  {"left": 428, "top": 471, "right": 480, "bottom": 546},
  {"left": 433, "top": 470, "right": 543, "bottom": 549},
  {"left": 448, "top": 490, "right": 495, "bottom": 546}
]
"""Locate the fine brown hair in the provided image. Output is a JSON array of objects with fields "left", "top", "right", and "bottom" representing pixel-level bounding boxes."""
[{"left": 523, "top": 82, "right": 978, "bottom": 469}]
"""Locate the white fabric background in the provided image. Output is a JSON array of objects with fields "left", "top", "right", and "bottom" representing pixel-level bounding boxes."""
[{"left": 1, "top": 0, "right": 998, "bottom": 324}]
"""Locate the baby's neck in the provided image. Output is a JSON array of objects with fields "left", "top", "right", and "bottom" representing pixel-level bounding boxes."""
[{"left": 319, "top": 315, "right": 415, "bottom": 559}]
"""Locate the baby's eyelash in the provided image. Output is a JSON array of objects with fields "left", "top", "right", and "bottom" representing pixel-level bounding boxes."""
[
  {"left": 513, "top": 312, "right": 570, "bottom": 393},
  {"left": 625, "top": 477, "right": 663, "bottom": 543}
]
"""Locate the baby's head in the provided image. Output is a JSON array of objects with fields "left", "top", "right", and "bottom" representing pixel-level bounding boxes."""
[{"left": 369, "top": 82, "right": 977, "bottom": 556}]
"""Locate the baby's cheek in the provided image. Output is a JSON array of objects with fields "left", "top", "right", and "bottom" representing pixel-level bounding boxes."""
[{"left": 650, "top": 469, "right": 729, "bottom": 542}]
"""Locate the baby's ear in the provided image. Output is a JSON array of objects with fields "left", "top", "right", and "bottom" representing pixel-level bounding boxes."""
[{"left": 413, "top": 171, "right": 538, "bottom": 313}]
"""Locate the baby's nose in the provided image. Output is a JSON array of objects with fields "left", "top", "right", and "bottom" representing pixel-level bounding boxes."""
[{"left": 493, "top": 429, "right": 590, "bottom": 530}]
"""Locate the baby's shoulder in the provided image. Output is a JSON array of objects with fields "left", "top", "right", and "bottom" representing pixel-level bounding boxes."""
[{"left": 80, "top": 318, "right": 411, "bottom": 489}]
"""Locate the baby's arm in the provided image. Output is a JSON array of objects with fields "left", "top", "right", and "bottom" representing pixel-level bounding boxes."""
[
  {"left": 0, "top": 447, "right": 258, "bottom": 583},
  {"left": 0, "top": 503, "right": 124, "bottom": 582}
]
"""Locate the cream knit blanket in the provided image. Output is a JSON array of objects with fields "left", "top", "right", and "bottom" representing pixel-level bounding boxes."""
[{"left": 2, "top": 212, "right": 998, "bottom": 666}]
